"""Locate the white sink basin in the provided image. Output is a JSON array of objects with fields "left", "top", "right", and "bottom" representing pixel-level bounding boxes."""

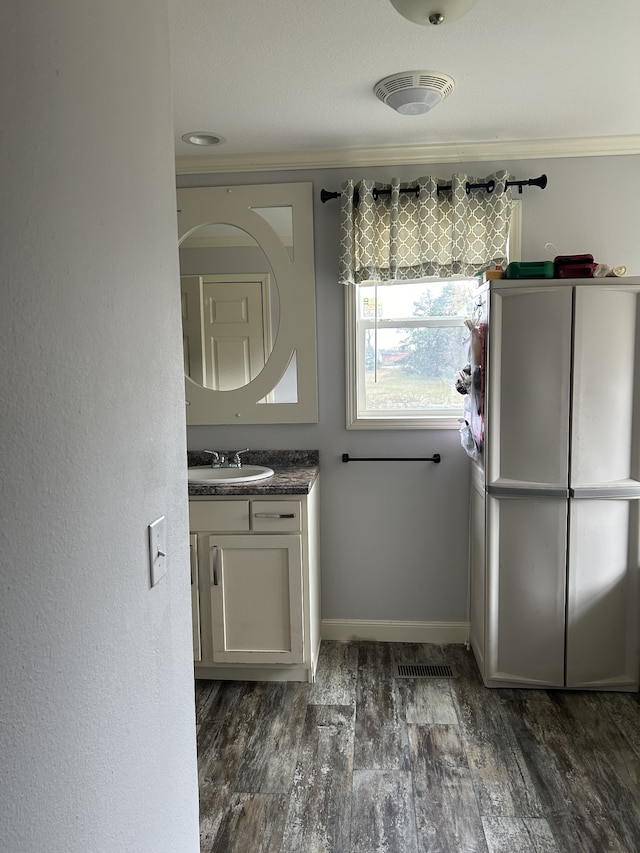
[{"left": 188, "top": 465, "right": 274, "bottom": 485}]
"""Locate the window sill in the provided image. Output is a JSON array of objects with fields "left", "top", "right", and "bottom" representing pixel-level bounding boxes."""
[{"left": 346, "top": 415, "right": 462, "bottom": 430}]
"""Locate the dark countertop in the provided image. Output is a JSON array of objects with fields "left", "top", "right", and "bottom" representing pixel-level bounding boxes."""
[{"left": 187, "top": 449, "right": 319, "bottom": 497}]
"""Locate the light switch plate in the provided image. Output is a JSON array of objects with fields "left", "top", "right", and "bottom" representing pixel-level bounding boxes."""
[{"left": 149, "top": 516, "right": 167, "bottom": 586}]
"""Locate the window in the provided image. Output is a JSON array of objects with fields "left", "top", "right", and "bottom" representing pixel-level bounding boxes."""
[
  {"left": 346, "top": 278, "right": 476, "bottom": 429},
  {"left": 345, "top": 202, "right": 521, "bottom": 429}
]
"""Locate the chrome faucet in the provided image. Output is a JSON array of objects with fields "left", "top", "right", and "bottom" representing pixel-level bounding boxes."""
[
  {"left": 203, "top": 450, "right": 226, "bottom": 468},
  {"left": 230, "top": 448, "right": 249, "bottom": 468}
]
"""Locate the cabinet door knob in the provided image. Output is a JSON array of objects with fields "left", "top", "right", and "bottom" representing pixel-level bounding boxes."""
[
  {"left": 209, "top": 545, "right": 219, "bottom": 586},
  {"left": 254, "top": 512, "right": 296, "bottom": 519}
]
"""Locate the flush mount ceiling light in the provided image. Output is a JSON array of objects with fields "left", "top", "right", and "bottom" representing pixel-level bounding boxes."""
[
  {"left": 181, "top": 131, "right": 225, "bottom": 146},
  {"left": 374, "top": 71, "right": 455, "bottom": 115},
  {"left": 389, "top": 0, "right": 478, "bottom": 25}
]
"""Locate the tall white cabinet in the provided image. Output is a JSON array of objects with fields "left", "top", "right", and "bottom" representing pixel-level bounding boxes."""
[{"left": 470, "top": 278, "right": 640, "bottom": 690}]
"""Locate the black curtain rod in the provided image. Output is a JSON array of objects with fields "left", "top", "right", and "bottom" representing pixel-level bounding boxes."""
[{"left": 321, "top": 173, "right": 547, "bottom": 204}]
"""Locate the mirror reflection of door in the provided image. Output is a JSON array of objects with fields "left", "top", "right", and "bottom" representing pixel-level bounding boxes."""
[
  {"left": 179, "top": 222, "right": 279, "bottom": 392},
  {"left": 181, "top": 275, "right": 205, "bottom": 385},
  {"left": 181, "top": 274, "right": 272, "bottom": 391}
]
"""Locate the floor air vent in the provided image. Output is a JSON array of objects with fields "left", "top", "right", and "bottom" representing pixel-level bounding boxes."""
[{"left": 394, "top": 663, "right": 456, "bottom": 679}]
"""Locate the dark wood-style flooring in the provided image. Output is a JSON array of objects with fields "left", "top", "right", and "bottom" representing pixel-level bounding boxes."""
[{"left": 196, "top": 641, "right": 640, "bottom": 852}]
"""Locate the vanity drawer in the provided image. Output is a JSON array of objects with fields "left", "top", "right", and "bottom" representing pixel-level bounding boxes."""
[
  {"left": 189, "top": 500, "right": 250, "bottom": 532},
  {"left": 251, "top": 501, "right": 302, "bottom": 532}
]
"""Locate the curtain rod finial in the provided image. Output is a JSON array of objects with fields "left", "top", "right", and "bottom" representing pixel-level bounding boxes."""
[{"left": 321, "top": 189, "right": 340, "bottom": 203}]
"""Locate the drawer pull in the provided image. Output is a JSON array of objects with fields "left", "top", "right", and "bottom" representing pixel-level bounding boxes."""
[
  {"left": 254, "top": 512, "right": 296, "bottom": 519},
  {"left": 209, "top": 544, "right": 219, "bottom": 586},
  {"left": 189, "top": 543, "right": 196, "bottom": 587}
]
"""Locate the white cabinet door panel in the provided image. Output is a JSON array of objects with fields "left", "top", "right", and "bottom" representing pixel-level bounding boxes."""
[
  {"left": 209, "top": 534, "right": 303, "bottom": 664},
  {"left": 571, "top": 285, "right": 640, "bottom": 489},
  {"left": 469, "top": 463, "right": 486, "bottom": 670},
  {"left": 487, "top": 285, "right": 572, "bottom": 490},
  {"left": 566, "top": 498, "right": 640, "bottom": 689},
  {"left": 486, "top": 495, "right": 567, "bottom": 686}
]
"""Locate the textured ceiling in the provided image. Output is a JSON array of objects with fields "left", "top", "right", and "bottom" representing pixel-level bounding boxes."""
[{"left": 167, "top": 0, "right": 640, "bottom": 166}]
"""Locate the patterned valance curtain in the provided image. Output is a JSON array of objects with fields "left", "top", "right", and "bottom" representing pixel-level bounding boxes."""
[{"left": 338, "top": 171, "right": 512, "bottom": 285}]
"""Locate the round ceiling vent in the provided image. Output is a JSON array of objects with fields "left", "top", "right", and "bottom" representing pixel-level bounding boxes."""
[{"left": 374, "top": 71, "right": 455, "bottom": 115}]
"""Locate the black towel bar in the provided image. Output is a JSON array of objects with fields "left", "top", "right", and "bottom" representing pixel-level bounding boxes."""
[{"left": 342, "top": 453, "right": 440, "bottom": 464}]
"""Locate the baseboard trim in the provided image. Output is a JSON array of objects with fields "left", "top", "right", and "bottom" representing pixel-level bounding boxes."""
[
  {"left": 194, "top": 663, "right": 312, "bottom": 683},
  {"left": 320, "top": 619, "right": 469, "bottom": 645}
]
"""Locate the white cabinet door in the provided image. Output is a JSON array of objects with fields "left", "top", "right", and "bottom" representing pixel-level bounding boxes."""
[
  {"left": 469, "top": 462, "right": 486, "bottom": 670},
  {"left": 567, "top": 283, "right": 640, "bottom": 690},
  {"left": 190, "top": 533, "right": 201, "bottom": 662},
  {"left": 566, "top": 498, "right": 640, "bottom": 689},
  {"left": 487, "top": 284, "right": 573, "bottom": 491},
  {"left": 485, "top": 494, "right": 567, "bottom": 687},
  {"left": 207, "top": 534, "right": 304, "bottom": 664},
  {"left": 571, "top": 284, "right": 640, "bottom": 490}
]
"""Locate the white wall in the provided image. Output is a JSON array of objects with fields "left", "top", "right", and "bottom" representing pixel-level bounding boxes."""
[
  {"left": 180, "top": 154, "right": 640, "bottom": 632},
  {"left": 0, "top": 3, "right": 199, "bottom": 851}
]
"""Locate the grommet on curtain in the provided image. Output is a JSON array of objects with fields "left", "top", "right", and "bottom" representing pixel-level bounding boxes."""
[
  {"left": 372, "top": 184, "right": 421, "bottom": 202},
  {"left": 465, "top": 178, "right": 496, "bottom": 194}
]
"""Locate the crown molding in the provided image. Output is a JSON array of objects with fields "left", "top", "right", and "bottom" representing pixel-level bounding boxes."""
[{"left": 175, "top": 134, "right": 640, "bottom": 175}]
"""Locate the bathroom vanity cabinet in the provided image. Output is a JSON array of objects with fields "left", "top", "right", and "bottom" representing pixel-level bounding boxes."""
[{"left": 188, "top": 477, "right": 320, "bottom": 682}]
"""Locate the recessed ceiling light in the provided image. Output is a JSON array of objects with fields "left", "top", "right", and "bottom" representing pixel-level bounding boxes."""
[{"left": 181, "top": 132, "right": 225, "bottom": 147}]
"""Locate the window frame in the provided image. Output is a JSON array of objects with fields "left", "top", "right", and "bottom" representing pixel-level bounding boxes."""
[{"left": 344, "top": 201, "right": 521, "bottom": 430}]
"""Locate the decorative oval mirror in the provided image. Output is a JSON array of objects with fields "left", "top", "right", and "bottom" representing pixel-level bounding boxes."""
[{"left": 177, "top": 183, "right": 318, "bottom": 424}]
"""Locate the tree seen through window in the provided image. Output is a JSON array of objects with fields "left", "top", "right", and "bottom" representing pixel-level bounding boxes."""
[{"left": 360, "top": 279, "right": 475, "bottom": 412}]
